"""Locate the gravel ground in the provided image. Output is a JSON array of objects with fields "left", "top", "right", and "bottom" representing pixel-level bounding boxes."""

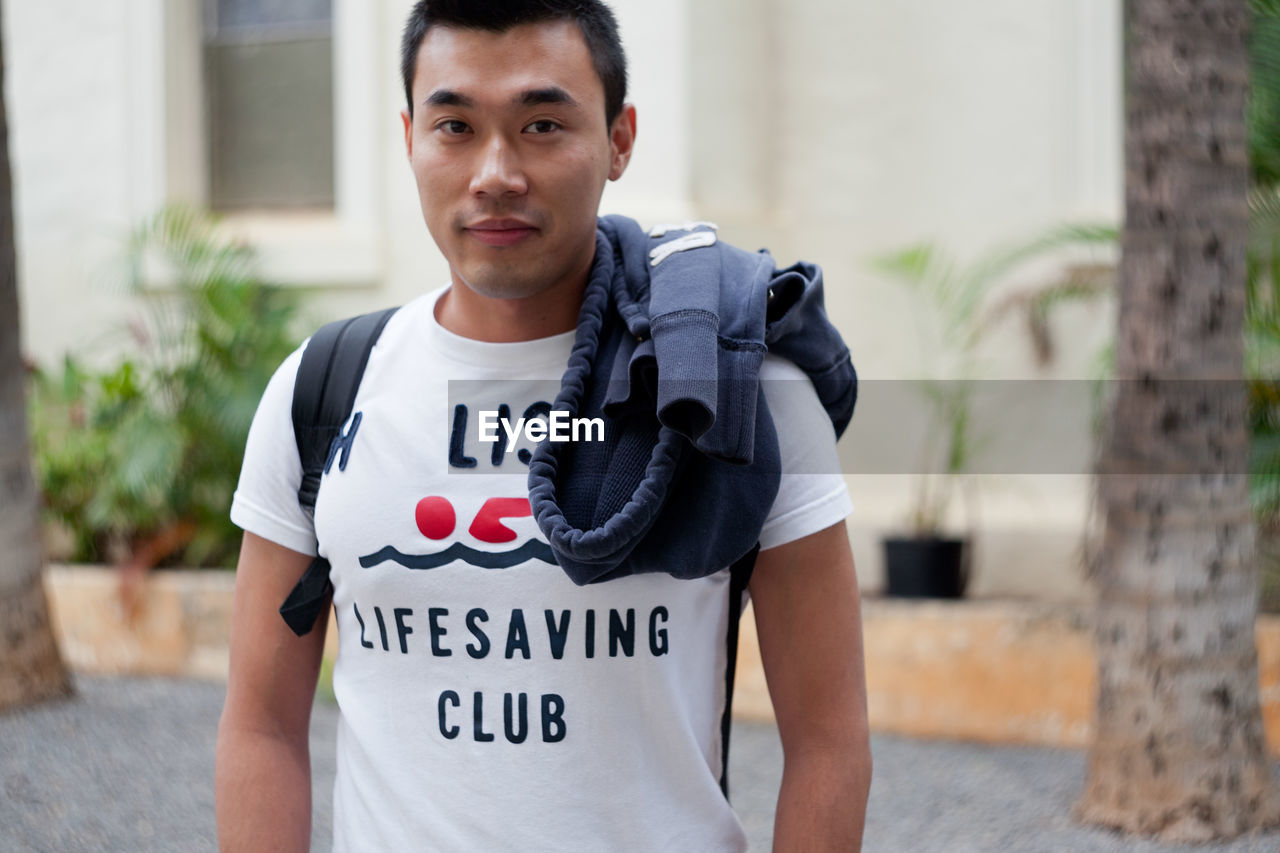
[{"left": 3, "top": 675, "right": 1280, "bottom": 852}]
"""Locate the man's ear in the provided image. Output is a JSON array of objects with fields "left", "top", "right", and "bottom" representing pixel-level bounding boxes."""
[
  {"left": 607, "top": 104, "right": 637, "bottom": 181},
  {"left": 401, "top": 109, "right": 414, "bottom": 159}
]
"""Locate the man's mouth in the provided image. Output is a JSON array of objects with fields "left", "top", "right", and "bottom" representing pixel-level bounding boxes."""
[{"left": 465, "top": 218, "right": 538, "bottom": 247}]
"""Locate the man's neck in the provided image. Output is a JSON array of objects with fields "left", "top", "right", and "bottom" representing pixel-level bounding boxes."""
[{"left": 434, "top": 280, "right": 587, "bottom": 342}]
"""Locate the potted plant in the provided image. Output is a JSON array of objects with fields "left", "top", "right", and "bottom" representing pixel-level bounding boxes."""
[
  {"left": 27, "top": 206, "right": 303, "bottom": 615},
  {"left": 873, "top": 225, "right": 1116, "bottom": 597}
]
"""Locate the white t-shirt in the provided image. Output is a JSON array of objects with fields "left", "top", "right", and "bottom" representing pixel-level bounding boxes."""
[{"left": 231, "top": 287, "right": 852, "bottom": 852}]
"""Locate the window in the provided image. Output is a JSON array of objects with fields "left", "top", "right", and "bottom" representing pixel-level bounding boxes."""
[
  {"left": 129, "top": 0, "right": 381, "bottom": 285},
  {"left": 203, "top": 0, "right": 335, "bottom": 210}
]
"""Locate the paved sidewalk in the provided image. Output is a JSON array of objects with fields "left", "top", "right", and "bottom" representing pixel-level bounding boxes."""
[{"left": 3, "top": 675, "right": 1280, "bottom": 851}]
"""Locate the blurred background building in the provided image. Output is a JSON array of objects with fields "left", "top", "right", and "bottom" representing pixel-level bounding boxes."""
[{"left": 3, "top": 0, "right": 1124, "bottom": 599}]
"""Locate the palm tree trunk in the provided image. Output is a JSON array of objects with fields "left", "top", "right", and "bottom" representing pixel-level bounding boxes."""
[
  {"left": 0, "top": 0, "right": 72, "bottom": 712},
  {"left": 1077, "top": 0, "right": 1279, "bottom": 840}
]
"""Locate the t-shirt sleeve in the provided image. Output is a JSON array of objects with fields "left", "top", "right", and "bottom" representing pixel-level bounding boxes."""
[
  {"left": 756, "top": 353, "right": 854, "bottom": 551},
  {"left": 229, "top": 342, "right": 319, "bottom": 557}
]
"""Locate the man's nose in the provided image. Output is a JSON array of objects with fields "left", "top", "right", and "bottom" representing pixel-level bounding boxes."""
[{"left": 470, "top": 135, "right": 528, "bottom": 198}]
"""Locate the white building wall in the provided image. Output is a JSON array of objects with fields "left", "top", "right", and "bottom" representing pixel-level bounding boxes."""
[
  {"left": 691, "top": 0, "right": 1122, "bottom": 378},
  {"left": 6, "top": 0, "right": 157, "bottom": 364}
]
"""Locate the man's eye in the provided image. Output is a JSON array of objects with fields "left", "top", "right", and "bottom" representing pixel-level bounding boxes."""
[
  {"left": 436, "top": 120, "right": 470, "bottom": 135},
  {"left": 524, "top": 120, "right": 560, "bottom": 135}
]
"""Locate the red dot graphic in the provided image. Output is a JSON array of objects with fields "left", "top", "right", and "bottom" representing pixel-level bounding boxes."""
[{"left": 415, "top": 496, "right": 456, "bottom": 540}]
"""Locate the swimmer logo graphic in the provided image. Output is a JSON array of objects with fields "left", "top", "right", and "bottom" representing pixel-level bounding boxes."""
[
  {"left": 335, "top": 396, "right": 569, "bottom": 573},
  {"left": 359, "top": 495, "right": 556, "bottom": 570}
]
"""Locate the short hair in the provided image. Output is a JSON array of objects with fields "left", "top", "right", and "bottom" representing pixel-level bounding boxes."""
[{"left": 401, "top": 0, "right": 628, "bottom": 125}]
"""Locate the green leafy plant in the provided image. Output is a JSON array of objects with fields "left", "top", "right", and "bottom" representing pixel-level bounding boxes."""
[
  {"left": 1246, "top": 187, "right": 1280, "bottom": 502},
  {"left": 28, "top": 206, "right": 302, "bottom": 570},
  {"left": 1250, "top": 0, "right": 1280, "bottom": 187},
  {"left": 1243, "top": 0, "right": 1280, "bottom": 610},
  {"left": 1245, "top": 184, "right": 1280, "bottom": 611},
  {"left": 874, "top": 224, "right": 1118, "bottom": 535}
]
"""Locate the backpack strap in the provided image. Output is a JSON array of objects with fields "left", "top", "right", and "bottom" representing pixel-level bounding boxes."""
[
  {"left": 718, "top": 543, "right": 758, "bottom": 799},
  {"left": 278, "top": 307, "right": 398, "bottom": 637}
]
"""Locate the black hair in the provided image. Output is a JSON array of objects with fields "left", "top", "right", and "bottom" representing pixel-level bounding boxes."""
[{"left": 400, "top": 0, "right": 628, "bottom": 125}]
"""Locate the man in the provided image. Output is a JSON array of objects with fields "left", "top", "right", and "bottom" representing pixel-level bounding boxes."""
[{"left": 215, "top": 1, "right": 871, "bottom": 850}]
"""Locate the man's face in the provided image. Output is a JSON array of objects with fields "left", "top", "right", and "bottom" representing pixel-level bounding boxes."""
[{"left": 402, "top": 21, "right": 635, "bottom": 303}]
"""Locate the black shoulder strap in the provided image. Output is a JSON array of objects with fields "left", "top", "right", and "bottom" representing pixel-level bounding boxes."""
[
  {"left": 292, "top": 308, "right": 399, "bottom": 516},
  {"left": 279, "top": 307, "right": 398, "bottom": 637},
  {"left": 718, "top": 543, "right": 758, "bottom": 799}
]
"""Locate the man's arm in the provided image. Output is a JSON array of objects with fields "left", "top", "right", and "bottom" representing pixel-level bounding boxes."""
[
  {"left": 215, "top": 531, "right": 329, "bottom": 853},
  {"left": 749, "top": 520, "right": 872, "bottom": 852}
]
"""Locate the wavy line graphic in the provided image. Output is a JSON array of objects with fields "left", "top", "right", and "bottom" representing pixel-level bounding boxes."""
[{"left": 359, "top": 540, "right": 556, "bottom": 571}]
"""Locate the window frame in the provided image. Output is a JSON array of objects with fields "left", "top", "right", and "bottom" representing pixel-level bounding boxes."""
[{"left": 129, "top": 0, "right": 382, "bottom": 288}]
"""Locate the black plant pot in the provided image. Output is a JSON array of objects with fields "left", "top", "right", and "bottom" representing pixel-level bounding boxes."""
[{"left": 882, "top": 536, "right": 969, "bottom": 598}]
